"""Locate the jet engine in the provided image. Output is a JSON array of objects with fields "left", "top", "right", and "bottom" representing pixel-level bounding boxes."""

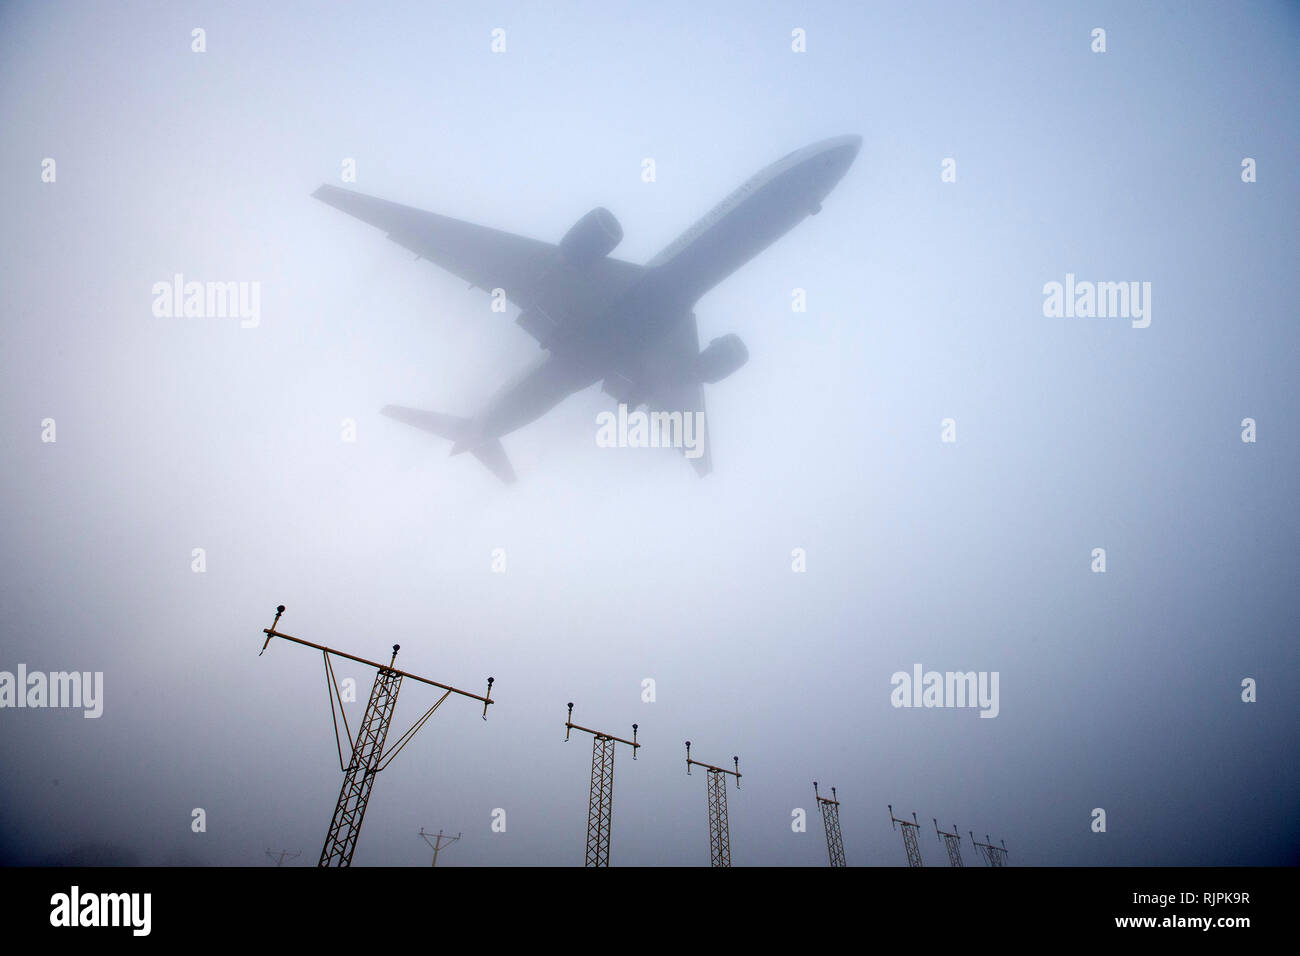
[
  {"left": 694, "top": 334, "right": 749, "bottom": 384},
  {"left": 559, "top": 207, "right": 623, "bottom": 266}
]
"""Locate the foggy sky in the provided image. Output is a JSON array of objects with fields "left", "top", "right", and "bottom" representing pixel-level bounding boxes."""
[{"left": 1, "top": 0, "right": 1297, "bottom": 867}]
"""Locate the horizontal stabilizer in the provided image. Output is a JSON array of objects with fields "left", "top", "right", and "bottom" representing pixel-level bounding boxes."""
[
  {"left": 380, "top": 405, "right": 470, "bottom": 442},
  {"left": 380, "top": 405, "right": 516, "bottom": 483}
]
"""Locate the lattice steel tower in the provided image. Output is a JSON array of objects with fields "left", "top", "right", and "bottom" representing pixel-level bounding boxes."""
[
  {"left": 934, "top": 819, "right": 964, "bottom": 867},
  {"left": 685, "top": 742, "right": 741, "bottom": 867},
  {"left": 813, "top": 782, "right": 846, "bottom": 867},
  {"left": 258, "top": 605, "right": 495, "bottom": 867},
  {"left": 971, "top": 832, "right": 1009, "bottom": 867},
  {"left": 564, "top": 703, "right": 640, "bottom": 867},
  {"left": 888, "top": 805, "right": 924, "bottom": 867}
]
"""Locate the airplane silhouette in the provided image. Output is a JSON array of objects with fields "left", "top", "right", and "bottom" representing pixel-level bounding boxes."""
[{"left": 313, "top": 134, "right": 861, "bottom": 482}]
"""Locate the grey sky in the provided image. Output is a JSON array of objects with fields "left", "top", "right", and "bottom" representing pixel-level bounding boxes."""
[{"left": 1, "top": 0, "right": 1296, "bottom": 866}]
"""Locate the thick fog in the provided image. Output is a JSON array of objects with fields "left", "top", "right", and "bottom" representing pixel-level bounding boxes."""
[{"left": 1, "top": 1, "right": 1297, "bottom": 866}]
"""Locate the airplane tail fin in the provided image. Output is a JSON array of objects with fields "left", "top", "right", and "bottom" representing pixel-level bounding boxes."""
[
  {"left": 380, "top": 405, "right": 517, "bottom": 484},
  {"left": 468, "top": 439, "right": 517, "bottom": 484}
]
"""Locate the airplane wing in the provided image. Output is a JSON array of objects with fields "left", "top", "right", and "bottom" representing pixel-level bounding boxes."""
[
  {"left": 313, "top": 185, "right": 644, "bottom": 346},
  {"left": 640, "top": 313, "right": 712, "bottom": 477}
]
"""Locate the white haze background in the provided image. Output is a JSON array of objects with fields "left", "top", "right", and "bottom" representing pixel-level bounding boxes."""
[{"left": 1, "top": 1, "right": 1297, "bottom": 865}]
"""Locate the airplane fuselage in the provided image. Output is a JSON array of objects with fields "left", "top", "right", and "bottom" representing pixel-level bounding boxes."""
[
  {"left": 643, "top": 134, "right": 862, "bottom": 308},
  {"left": 473, "top": 135, "right": 862, "bottom": 444}
]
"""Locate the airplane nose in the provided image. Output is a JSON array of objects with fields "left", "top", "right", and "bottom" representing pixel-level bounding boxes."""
[{"left": 825, "top": 135, "right": 861, "bottom": 177}]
